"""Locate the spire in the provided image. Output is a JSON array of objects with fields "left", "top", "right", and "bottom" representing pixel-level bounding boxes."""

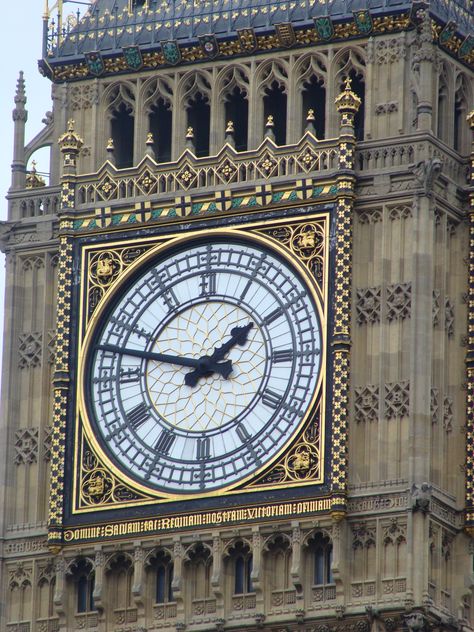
[
  {"left": 11, "top": 72, "right": 28, "bottom": 191},
  {"left": 13, "top": 72, "right": 27, "bottom": 120}
]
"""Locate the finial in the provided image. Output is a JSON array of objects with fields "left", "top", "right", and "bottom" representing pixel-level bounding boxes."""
[
  {"left": 58, "top": 119, "right": 84, "bottom": 153},
  {"left": 225, "top": 121, "right": 235, "bottom": 148},
  {"left": 335, "top": 77, "right": 362, "bottom": 113},
  {"left": 145, "top": 132, "right": 156, "bottom": 159},
  {"left": 13, "top": 72, "right": 28, "bottom": 124},
  {"left": 15, "top": 72, "right": 26, "bottom": 105},
  {"left": 265, "top": 115, "right": 275, "bottom": 141},
  {"left": 305, "top": 108, "right": 317, "bottom": 136},
  {"left": 105, "top": 138, "right": 116, "bottom": 165},
  {"left": 26, "top": 160, "right": 46, "bottom": 189},
  {"left": 185, "top": 126, "right": 195, "bottom": 151}
]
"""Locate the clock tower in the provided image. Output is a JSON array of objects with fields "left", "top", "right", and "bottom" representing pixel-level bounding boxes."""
[{"left": 1, "top": 2, "right": 474, "bottom": 632}]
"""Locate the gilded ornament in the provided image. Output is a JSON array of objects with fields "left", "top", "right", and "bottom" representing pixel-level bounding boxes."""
[
  {"left": 335, "top": 77, "right": 362, "bottom": 113},
  {"left": 96, "top": 257, "right": 114, "bottom": 280}
]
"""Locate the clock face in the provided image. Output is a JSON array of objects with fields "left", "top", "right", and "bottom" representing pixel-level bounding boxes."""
[{"left": 82, "top": 234, "right": 323, "bottom": 495}]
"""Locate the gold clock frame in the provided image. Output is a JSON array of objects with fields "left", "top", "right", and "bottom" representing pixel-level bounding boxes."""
[{"left": 72, "top": 214, "right": 330, "bottom": 513}]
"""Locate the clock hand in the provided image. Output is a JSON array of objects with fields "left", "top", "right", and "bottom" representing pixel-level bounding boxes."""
[
  {"left": 184, "top": 322, "right": 254, "bottom": 387},
  {"left": 210, "top": 322, "right": 254, "bottom": 362},
  {"left": 96, "top": 343, "right": 232, "bottom": 378}
]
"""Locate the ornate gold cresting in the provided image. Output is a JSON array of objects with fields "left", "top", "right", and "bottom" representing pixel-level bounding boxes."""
[{"left": 465, "top": 108, "right": 474, "bottom": 537}]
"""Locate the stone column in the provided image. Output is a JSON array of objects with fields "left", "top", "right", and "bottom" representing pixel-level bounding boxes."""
[
  {"left": 465, "top": 110, "right": 474, "bottom": 539},
  {"left": 413, "top": 9, "right": 435, "bottom": 132},
  {"left": 10, "top": 72, "right": 28, "bottom": 191}
]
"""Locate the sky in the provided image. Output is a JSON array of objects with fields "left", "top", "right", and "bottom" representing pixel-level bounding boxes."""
[{"left": 0, "top": 5, "right": 64, "bottom": 373}]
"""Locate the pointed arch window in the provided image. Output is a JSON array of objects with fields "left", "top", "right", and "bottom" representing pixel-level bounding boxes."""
[
  {"left": 302, "top": 75, "right": 326, "bottom": 138},
  {"left": 348, "top": 70, "right": 365, "bottom": 141},
  {"left": 264, "top": 82, "right": 287, "bottom": 146},
  {"left": 149, "top": 98, "right": 172, "bottom": 162},
  {"left": 313, "top": 534, "right": 333, "bottom": 585},
  {"left": 68, "top": 559, "right": 95, "bottom": 614},
  {"left": 225, "top": 87, "right": 249, "bottom": 151},
  {"left": 111, "top": 102, "right": 134, "bottom": 168},
  {"left": 187, "top": 92, "right": 210, "bottom": 157},
  {"left": 234, "top": 552, "right": 253, "bottom": 594}
]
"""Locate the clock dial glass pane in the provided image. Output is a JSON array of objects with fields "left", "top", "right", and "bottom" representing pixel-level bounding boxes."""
[{"left": 86, "top": 238, "right": 322, "bottom": 494}]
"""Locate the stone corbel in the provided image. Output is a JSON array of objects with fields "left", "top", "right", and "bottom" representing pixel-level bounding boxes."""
[
  {"left": 331, "top": 520, "right": 345, "bottom": 600},
  {"left": 53, "top": 555, "right": 66, "bottom": 618},
  {"left": 290, "top": 522, "right": 302, "bottom": 592},
  {"left": 251, "top": 528, "right": 262, "bottom": 590},
  {"left": 211, "top": 533, "right": 222, "bottom": 597},
  {"left": 132, "top": 542, "right": 145, "bottom": 605},
  {"left": 171, "top": 538, "right": 184, "bottom": 596},
  {"left": 92, "top": 547, "right": 105, "bottom": 612}
]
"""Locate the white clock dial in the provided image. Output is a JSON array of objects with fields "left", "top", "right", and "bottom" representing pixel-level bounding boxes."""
[{"left": 84, "top": 235, "right": 323, "bottom": 494}]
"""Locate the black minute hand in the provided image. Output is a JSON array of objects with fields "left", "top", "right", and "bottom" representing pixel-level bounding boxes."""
[{"left": 96, "top": 343, "right": 232, "bottom": 377}]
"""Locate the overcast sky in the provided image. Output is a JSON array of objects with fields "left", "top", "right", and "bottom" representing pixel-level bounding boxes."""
[{"left": 0, "top": 5, "right": 59, "bottom": 373}]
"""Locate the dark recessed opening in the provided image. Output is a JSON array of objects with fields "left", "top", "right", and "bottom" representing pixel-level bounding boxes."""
[
  {"left": 263, "top": 81, "right": 287, "bottom": 146},
  {"left": 149, "top": 98, "right": 172, "bottom": 162},
  {"left": 187, "top": 92, "right": 210, "bottom": 157},
  {"left": 225, "top": 87, "right": 249, "bottom": 151},
  {"left": 111, "top": 103, "right": 134, "bottom": 168},
  {"left": 302, "top": 75, "right": 326, "bottom": 138}
]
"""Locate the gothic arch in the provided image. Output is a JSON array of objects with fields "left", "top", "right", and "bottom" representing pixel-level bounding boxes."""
[
  {"left": 332, "top": 46, "right": 366, "bottom": 88},
  {"left": 255, "top": 59, "right": 289, "bottom": 96},
  {"left": 102, "top": 81, "right": 136, "bottom": 117},
  {"left": 141, "top": 76, "right": 173, "bottom": 113},
  {"left": 223, "top": 537, "right": 253, "bottom": 558},
  {"left": 145, "top": 548, "right": 174, "bottom": 607},
  {"left": 102, "top": 81, "right": 136, "bottom": 167},
  {"left": 294, "top": 53, "right": 328, "bottom": 89},
  {"left": 332, "top": 46, "right": 366, "bottom": 140},
  {"left": 178, "top": 70, "right": 212, "bottom": 106},
  {"left": 302, "top": 528, "right": 332, "bottom": 548}
]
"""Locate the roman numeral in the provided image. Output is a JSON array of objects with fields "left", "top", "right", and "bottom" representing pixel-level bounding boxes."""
[
  {"left": 262, "top": 307, "right": 284, "bottom": 326},
  {"left": 262, "top": 389, "right": 282, "bottom": 410},
  {"left": 119, "top": 367, "right": 142, "bottom": 383},
  {"left": 126, "top": 403, "right": 151, "bottom": 431},
  {"left": 199, "top": 272, "right": 217, "bottom": 296},
  {"left": 236, "top": 423, "right": 251, "bottom": 443},
  {"left": 154, "top": 429, "right": 175, "bottom": 455},
  {"left": 272, "top": 349, "right": 294, "bottom": 363},
  {"left": 162, "top": 288, "right": 179, "bottom": 311},
  {"left": 196, "top": 437, "right": 211, "bottom": 460}
]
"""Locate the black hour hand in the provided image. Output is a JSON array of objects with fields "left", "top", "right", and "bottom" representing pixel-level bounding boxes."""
[
  {"left": 184, "top": 358, "right": 233, "bottom": 387},
  {"left": 184, "top": 322, "right": 254, "bottom": 387}
]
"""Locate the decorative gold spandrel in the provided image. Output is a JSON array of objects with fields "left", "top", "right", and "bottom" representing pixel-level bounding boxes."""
[
  {"left": 86, "top": 244, "right": 154, "bottom": 323},
  {"left": 248, "top": 399, "right": 322, "bottom": 488},
  {"left": 256, "top": 219, "right": 327, "bottom": 294},
  {"left": 78, "top": 430, "right": 152, "bottom": 509}
]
